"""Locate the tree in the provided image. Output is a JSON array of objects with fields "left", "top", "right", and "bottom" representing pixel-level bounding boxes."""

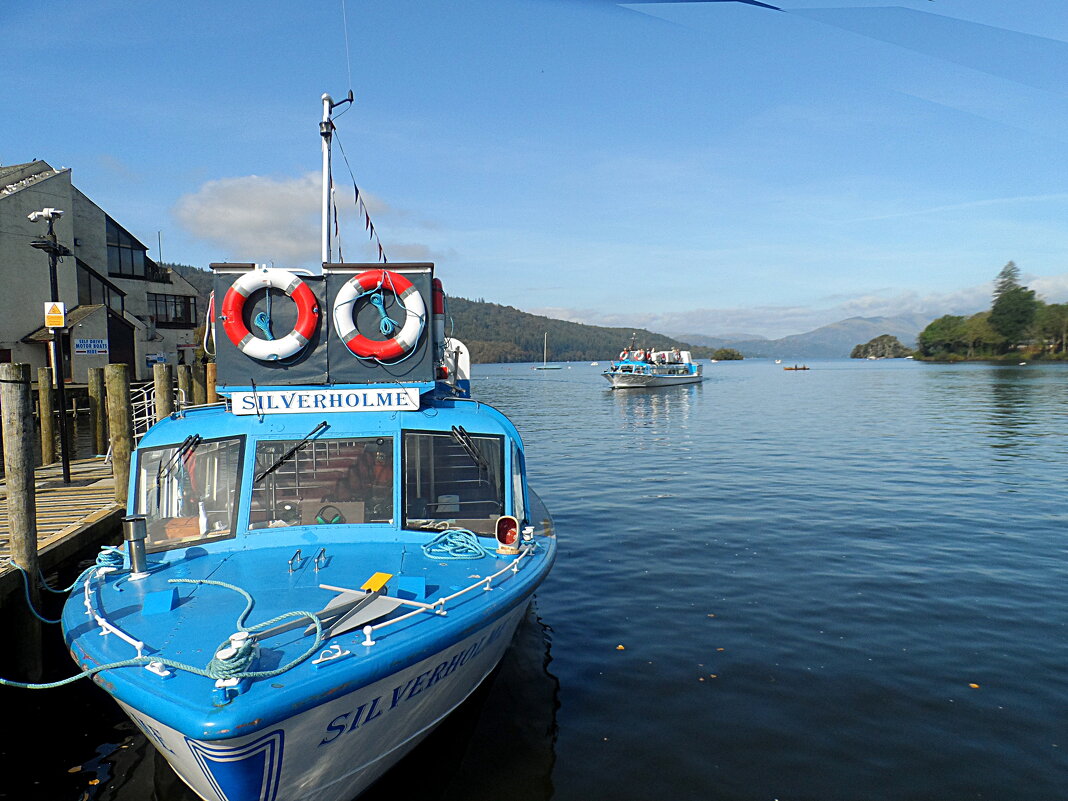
[
  {"left": 989, "top": 286, "right": 1038, "bottom": 349},
  {"left": 917, "top": 315, "right": 968, "bottom": 357},
  {"left": 1035, "top": 302, "right": 1068, "bottom": 354},
  {"left": 993, "top": 261, "right": 1021, "bottom": 302},
  {"left": 961, "top": 312, "right": 999, "bottom": 358}
]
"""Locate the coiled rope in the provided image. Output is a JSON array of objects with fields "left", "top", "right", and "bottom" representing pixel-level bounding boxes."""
[
  {"left": 421, "top": 529, "right": 489, "bottom": 560},
  {"left": 0, "top": 574, "right": 325, "bottom": 690}
]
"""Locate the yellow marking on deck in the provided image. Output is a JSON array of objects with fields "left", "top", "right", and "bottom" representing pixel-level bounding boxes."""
[{"left": 361, "top": 572, "right": 393, "bottom": 593}]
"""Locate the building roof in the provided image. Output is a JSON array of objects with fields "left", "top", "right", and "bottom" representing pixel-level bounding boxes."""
[
  {"left": 21, "top": 304, "right": 106, "bottom": 343},
  {"left": 0, "top": 161, "right": 63, "bottom": 198}
]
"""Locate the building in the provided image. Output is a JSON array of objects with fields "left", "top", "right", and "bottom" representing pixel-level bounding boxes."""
[{"left": 0, "top": 160, "right": 201, "bottom": 382}]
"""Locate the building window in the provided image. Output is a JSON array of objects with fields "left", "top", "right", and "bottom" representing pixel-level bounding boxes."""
[
  {"left": 106, "top": 218, "right": 169, "bottom": 282},
  {"left": 148, "top": 292, "right": 198, "bottom": 328},
  {"left": 78, "top": 260, "right": 125, "bottom": 315}
]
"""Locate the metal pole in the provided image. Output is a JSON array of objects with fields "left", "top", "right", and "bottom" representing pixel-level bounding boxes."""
[
  {"left": 320, "top": 93, "right": 333, "bottom": 266},
  {"left": 45, "top": 217, "right": 71, "bottom": 483}
]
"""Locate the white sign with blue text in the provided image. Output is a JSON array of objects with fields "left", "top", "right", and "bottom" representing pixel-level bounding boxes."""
[
  {"left": 74, "top": 338, "right": 109, "bottom": 355},
  {"left": 230, "top": 387, "right": 421, "bottom": 415}
]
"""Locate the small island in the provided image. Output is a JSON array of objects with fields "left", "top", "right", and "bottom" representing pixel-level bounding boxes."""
[
  {"left": 851, "top": 334, "right": 912, "bottom": 359},
  {"left": 710, "top": 348, "right": 744, "bottom": 361}
]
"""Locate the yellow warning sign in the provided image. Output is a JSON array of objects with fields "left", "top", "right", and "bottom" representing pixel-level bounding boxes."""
[{"left": 44, "top": 302, "right": 66, "bottom": 329}]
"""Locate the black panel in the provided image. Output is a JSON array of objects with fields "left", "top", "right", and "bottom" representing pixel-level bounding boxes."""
[
  {"left": 324, "top": 264, "right": 435, "bottom": 385},
  {"left": 211, "top": 263, "right": 435, "bottom": 388},
  {"left": 213, "top": 268, "right": 329, "bottom": 388}
]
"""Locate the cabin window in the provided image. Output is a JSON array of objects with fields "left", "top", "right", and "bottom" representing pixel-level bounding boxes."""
[
  {"left": 134, "top": 436, "right": 244, "bottom": 552},
  {"left": 511, "top": 442, "right": 527, "bottom": 526},
  {"left": 249, "top": 436, "right": 394, "bottom": 528},
  {"left": 403, "top": 430, "right": 505, "bottom": 536}
]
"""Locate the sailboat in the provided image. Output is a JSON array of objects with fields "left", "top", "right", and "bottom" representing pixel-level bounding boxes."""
[{"left": 533, "top": 332, "right": 562, "bottom": 370}]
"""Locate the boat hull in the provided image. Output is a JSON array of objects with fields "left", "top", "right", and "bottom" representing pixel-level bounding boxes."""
[
  {"left": 603, "top": 371, "right": 703, "bottom": 388},
  {"left": 117, "top": 602, "right": 530, "bottom": 801}
]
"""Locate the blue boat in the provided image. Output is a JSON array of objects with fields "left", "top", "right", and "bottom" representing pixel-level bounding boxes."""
[
  {"left": 603, "top": 339, "right": 704, "bottom": 389},
  {"left": 59, "top": 94, "right": 556, "bottom": 801}
]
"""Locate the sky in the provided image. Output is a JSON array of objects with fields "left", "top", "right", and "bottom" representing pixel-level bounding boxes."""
[{"left": 5, "top": 0, "right": 1068, "bottom": 339}]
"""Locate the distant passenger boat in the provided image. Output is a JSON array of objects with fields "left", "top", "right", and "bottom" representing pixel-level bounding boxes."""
[{"left": 603, "top": 339, "right": 703, "bottom": 388}]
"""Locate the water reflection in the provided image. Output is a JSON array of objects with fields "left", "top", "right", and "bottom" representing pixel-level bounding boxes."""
[
  {"left": 366, "top": 603, "right": 559, "bottom": 801},
  {"left": 610, "top": 383, "right": 700, "bottom": 431}
]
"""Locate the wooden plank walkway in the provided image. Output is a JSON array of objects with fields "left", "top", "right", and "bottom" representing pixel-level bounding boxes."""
[{"left": 0, "top": 457, "right": 124, "bottom": 599}]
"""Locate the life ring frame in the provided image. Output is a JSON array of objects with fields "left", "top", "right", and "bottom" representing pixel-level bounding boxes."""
[
  {"left": 333, "top": 269, "right": 426, "bottom": 361},
  {"left": 220, "top": 267, "right": 320, "bottom": 361}
]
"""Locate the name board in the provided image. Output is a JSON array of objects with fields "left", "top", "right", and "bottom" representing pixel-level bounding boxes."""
[
  {"left": 74, "top": 338, "right": 109, "bottom": 355},
  {"left": 230, "top": 387, "right": 421, "bottom": 416}
]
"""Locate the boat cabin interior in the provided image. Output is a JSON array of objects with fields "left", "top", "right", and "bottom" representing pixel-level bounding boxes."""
[{"left": 135, "top": 423, "right": 521, "bottom": 553}]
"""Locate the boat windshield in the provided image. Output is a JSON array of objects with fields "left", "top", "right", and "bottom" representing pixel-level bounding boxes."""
[
  {"left": 250, "top": 436, "right": 394, "bottom": 528},
  {"left": 403, "top": 430, "right": 505, "bottom": 536},
  {"left": 135, "top": 436, "right": 244, "bottom": 552}
]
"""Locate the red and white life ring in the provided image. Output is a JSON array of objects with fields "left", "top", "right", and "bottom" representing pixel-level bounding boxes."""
[
  {"left": 220, "top": 267, "right": 319, "bottom": 361},
  {"left": 333, "top": 269, "right": 426, "bottom": 361}
]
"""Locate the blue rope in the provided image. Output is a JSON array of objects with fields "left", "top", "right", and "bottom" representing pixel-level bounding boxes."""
[
  {"left": 368, "top": 292, "right": 398, "bottom": 336},
  {"left": 11, "top": 547, "right": 126, "bottom": 624},
  {"left": 0, "top": 574, "right": 325, "bottom": 689},
  {"left": 253, "top": 312, "right": 274, "bottom": 340},
  {"left": 421, "top": 529, "right": 489, "bottom": 560}
]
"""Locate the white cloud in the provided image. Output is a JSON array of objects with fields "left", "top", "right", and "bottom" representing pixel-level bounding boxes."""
[
  {"left": 531, "top": 274, "right": 1068, "bottom": 339},
  {"left": 173, "top": 172, "right": 321, "bottom": 266},
  {"left": 172, "top": 172, "right": 424, "bottom": 267}
]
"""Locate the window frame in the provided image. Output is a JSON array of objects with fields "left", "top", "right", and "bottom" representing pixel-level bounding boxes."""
[
  {"left": 132, "top": 434, "right": 245, "bottom": 553},
  {"left": 401, "top": 428, "right": 507, "bottom": 535}
]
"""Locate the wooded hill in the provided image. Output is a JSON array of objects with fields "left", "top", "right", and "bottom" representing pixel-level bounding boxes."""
[{"left": 444, "top": 297, "right": 726, "bottom": 363}]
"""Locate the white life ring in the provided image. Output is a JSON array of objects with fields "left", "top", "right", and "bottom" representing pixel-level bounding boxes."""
[
  {"left": 333, "top": 269, "right": 426, "bottom": 361},
  {"left": 220, "top": 267, "right": 319, "bottom": 361}
]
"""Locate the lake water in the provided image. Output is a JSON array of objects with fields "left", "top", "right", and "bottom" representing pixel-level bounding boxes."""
[{"left": 7, "top": 359, "right": 1068, "bottom": 800}]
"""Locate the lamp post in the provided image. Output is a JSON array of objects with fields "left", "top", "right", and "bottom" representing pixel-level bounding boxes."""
[{"left": 29, "top": 207, "right": 73, "bottom": 484}]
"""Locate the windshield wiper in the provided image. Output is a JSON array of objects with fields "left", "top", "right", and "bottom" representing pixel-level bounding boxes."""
[
  {"left": 155, "top": 434, "right": 202, "bottom": 513},
  {"left": 450, "top": 425, "right": 488, "bottom": 472},
  {"left": 255, "top": 421, "right": 329, "bottom": 483}
]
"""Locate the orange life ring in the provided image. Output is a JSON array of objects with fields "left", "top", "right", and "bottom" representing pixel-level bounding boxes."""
[
  {"left": 332, "top": 269, "right": 426, "bottom": 361},
  {"left": 220, "top": 267, "right": 318, "bottom": 361}
]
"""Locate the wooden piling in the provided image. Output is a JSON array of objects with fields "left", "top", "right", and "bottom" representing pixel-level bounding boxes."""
[
  {"left": 88, "top": 367, "right": 107, "bottom": 455},
  {"left": 177, "top": 364, "right": 193, "bottom": 410},
  {"left": 37, "top": 367, "right": 55, "bottom": 465},
  {"left": 192, "top": 363, "right": 207, "bottom": 406},
  {"left": 1, "top": 363, "right": 43, "bottom": 679},
  {"left": 206, "top": 362, "right": 218, "bottom": 404},
  {"left": 105, "top": 364, "right": 133, "bottom": 507},
  {"left": 153, "top": 363, "right": 174, "bottom": 422}
]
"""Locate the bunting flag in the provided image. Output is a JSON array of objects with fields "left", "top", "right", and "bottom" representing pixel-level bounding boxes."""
[{"left": 334, "top": 127, "right": 388, "bottom": 264}]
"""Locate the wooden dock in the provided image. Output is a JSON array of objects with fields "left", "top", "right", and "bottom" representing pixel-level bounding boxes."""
[{"left": 0, "top": 457, "right": 123, "bottom": 600}]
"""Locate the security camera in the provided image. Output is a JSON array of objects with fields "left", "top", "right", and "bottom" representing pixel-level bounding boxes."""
[{"left": 27, "top": 208, "right": 64, "bottom": 223}]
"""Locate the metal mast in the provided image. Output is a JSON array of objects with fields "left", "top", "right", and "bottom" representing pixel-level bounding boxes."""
[{"left": 320, "top": 91, "right": 354, "bottom": 267}]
